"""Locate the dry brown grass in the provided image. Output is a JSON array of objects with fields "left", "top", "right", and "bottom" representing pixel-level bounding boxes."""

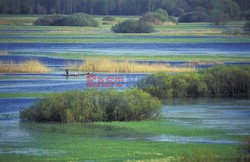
[
  {"left": 0, "top": 50, "right": 8, "bottom": 55},
  {"left": 79, "top": 59, "right": 195, "bottom": 73},
  {"left": 0, "top": 60, "right": 51, "bottom": 73}
]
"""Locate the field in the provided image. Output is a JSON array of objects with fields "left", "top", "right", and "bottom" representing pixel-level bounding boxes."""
[{"left": 0, "top": 15, "right": 249, "bottom": 161}]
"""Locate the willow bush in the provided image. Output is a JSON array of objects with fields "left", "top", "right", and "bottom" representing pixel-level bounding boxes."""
[
  {"left": 20, "top": 88, "right": 161, "bottom": 123},
  {"left": 137, "top": 65, "right": 250, "bottom": 98}
]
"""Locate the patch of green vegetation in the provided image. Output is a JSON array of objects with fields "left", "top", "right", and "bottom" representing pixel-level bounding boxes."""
[
  {"left": 0, "top": 92, "right": 54, "bottom": 98},
  {"left": 20, "top": 88, "right": 161, "bottom": 122},
  {"left": 137, "top": 65, "right": 250, "bottom": 98},
  {"left": 0, "top": 120, "right": 241, "bottom": 161}
]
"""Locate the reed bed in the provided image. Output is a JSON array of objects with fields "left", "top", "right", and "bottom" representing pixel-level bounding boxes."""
[
  {"left": 0, "top": 60, "right": 51, "bottom": 73},
  {"left": 79, "top": 59, "right": 195, "bottom": 73}
]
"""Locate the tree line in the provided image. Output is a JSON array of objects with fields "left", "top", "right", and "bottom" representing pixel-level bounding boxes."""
[{"left": 0, "top": 0, "right": 248, "bottom": 18}]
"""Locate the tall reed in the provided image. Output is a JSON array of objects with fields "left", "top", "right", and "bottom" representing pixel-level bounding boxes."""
[
  {"left": 79, "top": 59, "right": 195, "bottom": 73},
  {"left": 0, "top": 60, "right": 51, "bottom": 73}
]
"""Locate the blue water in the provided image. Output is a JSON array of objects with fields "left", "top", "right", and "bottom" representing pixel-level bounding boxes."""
[{"left": 1, "top": 42, "right": 250, "bottom": 56}]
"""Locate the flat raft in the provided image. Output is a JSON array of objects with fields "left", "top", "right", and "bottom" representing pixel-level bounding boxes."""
[{"left": 63, "top": 74, "right": 85, "bottom": 76}]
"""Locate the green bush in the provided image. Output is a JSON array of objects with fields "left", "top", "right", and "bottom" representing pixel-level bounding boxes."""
[
  {"left": 140, "top": 12, "right": 168, "bottom": 25},
  {"left": 33, "top": 13, "right": 98, "bottom": 27},
  {"left": 62, "top": 13, "right": 98, "bottom": 27},
  {"left": 137, "top": 66, "right": 250, "bottom": 98},
  {"left": 20, "top": 88, "right": 162, "bottom": 123},
  {"left": 33, "top": 14, "right": 64, "bottom": 26},
  {"left": 137, "top": 72, "right": 207, "bottom": 98},
  {"left": 112, "top": 19, "right": 154, "bottom": 33},
  {"left": 200, "top": 66, "right": 250, "bottom": 97},
  {"left": 155, "top": 8, "right": 169, "bottom": 22},
  {"left": 103, "top": 16, "right": 115, "bottom": 21}
]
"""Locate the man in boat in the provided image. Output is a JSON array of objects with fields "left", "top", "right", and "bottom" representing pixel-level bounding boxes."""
[{"left": 65, "top": 69, "right": 69, "bottom": 75}]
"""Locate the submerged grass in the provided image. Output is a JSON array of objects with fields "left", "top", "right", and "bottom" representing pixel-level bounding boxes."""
[
  {"left": 0, "top": 120, "right": 241, "bottom": 161},
  {"left": 79, "top": 59, "right": 195, "bottom": 73},
  {"left": 0, "top": 60, "right": 51, "bottom": 73}
]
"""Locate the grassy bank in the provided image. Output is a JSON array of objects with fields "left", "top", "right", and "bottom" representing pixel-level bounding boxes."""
[
  {"left": 0, "top": 92, "right": 54, "bottom": 98},
  {"left": 78, "top": 59, "right": 195, "bottom": 73},
  {"left": 0, "top": 60, "right": 51, "bottom": 73},
  {"left": 137, "top": 65, "right": 250, "bottom": 98}
]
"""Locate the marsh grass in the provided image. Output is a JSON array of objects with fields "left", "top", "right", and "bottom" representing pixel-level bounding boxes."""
[
  {"left": 79, "top": 59, "right": 195, "bottom": 73},
  {"left": 0, "top": 60, "right": 51, "bottom": 73},
  {"left": 0, "top": 50, "right": 8, "bottom": 55}
]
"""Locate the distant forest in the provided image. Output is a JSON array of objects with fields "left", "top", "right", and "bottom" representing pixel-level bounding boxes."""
[{"left": 0, "top": 0, "right": 249, "bottom": 18}]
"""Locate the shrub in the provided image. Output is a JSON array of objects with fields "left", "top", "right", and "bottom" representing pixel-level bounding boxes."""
[
  {"left": 20, "top": 88, "right": 162, "bottom": 123},
  {"left": 137, "top": 66, "right": 250, "bottom": 98},
  {"left": 33, "top": 13, "right": 98, "bottom": 27},
  {"left": 155, "top": 8, "right": 169, "bottom": 22},
  {"left": 178, "top": 11, "right": 209, "bottom": 23},
  {"left": 33, "top": 14, "right": 64, "bottom": 26},
  {"left": 244, "top": 22, "right": 250, "bottom": 34},
  {"left": 112, "top": 19, "right": 154, "bottom": 33},
  {"left": 200, "top": 65, "right": 250, "bottom": 97},
  {"left": 62, "top": 13, "right": 98, "bottom": 27},
  {"left": 103, "top": 16, "right": 115, "bottom": 21},
  {"left": 137, "top": 72, "right": 207, "bottom": 98},
  {"left": 140, "top": 12, "right": 165, "bottom": 25}
]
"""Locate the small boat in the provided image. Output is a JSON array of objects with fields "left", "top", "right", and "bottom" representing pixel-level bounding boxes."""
[{"left": 63, "top": 74, "right": 85, "bottom": 77}]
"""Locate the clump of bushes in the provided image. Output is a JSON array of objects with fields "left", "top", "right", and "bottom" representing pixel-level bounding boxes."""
[
  {"left": 140, "top": 8, "right": 169, "bottom": 25},
  {"left": 20, "top": 88, "right": 161, "bottom": 123},
  {"left": 62, "top": 13, "right": 98, "bottom": 27},
  {"left": 103, "top": 16, "right": 115, "bottom": 21},
  {"left": 112, "top": 19, "right": 154, "bottom": 33},
  {"left": 33, "top": 14, "right": 64, "bottom": 26},
  {"left": 33, "top": 13, "right": 98, "bottom": 27},
  {"left": 137, "top": 65, "right": 250, "bottom": 98}
]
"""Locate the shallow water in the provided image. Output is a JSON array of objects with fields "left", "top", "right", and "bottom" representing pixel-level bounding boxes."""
[
  {"left": 1, "top": 42, "right": 250, "bottom": 56},
  {"left": 0, "top": 73, "right": 145, "bottom": 93},
  {"left": 163, "top": 98, "right": 250, "bottom": 135}
]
